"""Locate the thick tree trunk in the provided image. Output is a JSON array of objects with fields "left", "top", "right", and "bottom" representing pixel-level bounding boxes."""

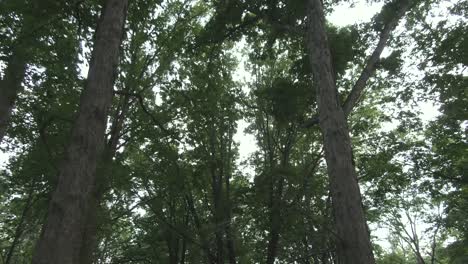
[
  {"left": 79, "top": 186, "right": 104, "bottom": 264},
  {"left": 166, "top": 200, "right": 180, "bottom": 264},
  {"left": 0, "top": 49, "right": 26, "bottom": 143},
  {"left": 32, "top": 1, "right": 128, "bottom": 263},
  {"left": 306, "top": 0, "right": 375, "bottom": 263},
  {"left": 79, "top": 90, "right": 132, "bottom": 264}
]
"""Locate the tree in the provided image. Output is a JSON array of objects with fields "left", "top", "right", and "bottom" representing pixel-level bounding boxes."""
[
  {"left": 32, "top": 0, "right": 129, "bottom": 263},
  {"left": 305, "top": 0, "right": 415, "bottom": 262},
  {"left": 0, "top": 0, "right": 465, "bottom": 263},
  {"left": 0, "top": 0, "right": 85, "bottom": 143}
]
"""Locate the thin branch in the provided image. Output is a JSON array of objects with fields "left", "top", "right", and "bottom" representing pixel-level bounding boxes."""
[{"left": 342, "top": 0, "right": 412, "bottom": 117}]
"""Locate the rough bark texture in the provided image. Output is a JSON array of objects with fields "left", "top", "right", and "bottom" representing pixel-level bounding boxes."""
[
  {"left": 302, "top": 0, "right": 411, "bottom": 129},
  {"left": 79, "top": 91, "right": 132, "bottom": 264},
  {"left": 79, "top": 186, "right": 104, "bottom": 264},
  {"left": 209, "top": 129, "right": 224, "bottom": 264},
  {"left": 306, "top": 0, "right": 376, "bottom": 263},
  {"left": 0, "top": 48, "right": 26, "bottom": 143},
  {"left": 32, "top": 0, "right": 128, "bottom": 263}
]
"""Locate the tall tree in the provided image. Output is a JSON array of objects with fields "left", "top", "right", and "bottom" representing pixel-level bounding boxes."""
[
  {"left": 305, "top": 0, "right": 412, "bottom": 263},
  {"left": 0, "top": 41, "right": 26, "bottom": 144},
  {"left": 0, "top": 0, "right": 84, "bottom": 144},
  {"left": 32, "top": 0, "right": 129, "bottom": 263},
  {"left": 0, "top": 0, "right": 52, "bottom": 142},
  {"left": 0, "top": 0, "right": 465, "bottom": 263}
]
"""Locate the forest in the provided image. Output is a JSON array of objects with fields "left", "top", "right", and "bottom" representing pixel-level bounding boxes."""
[{"left": 0, "top": 0, "right": 466, "bottom": 263}]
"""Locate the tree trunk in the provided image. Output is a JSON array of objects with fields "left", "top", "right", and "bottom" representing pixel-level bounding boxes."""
[
  {"left": 79, "top": 185, "right": 105, "bottom": 264},
  {"left": 212, "top": 171, "right": 224, "bottom": 264},
  {"left": 225, "top": 197, "right": 236, "bottom": 264},
  {"left": 0, "top": 48, "right": 26, "bottom": 143},
  {"left": 32, "top": 0, "right": 128, "bottom": 263},
  {"left": 208, "top": 123, "right": 225, "bottom": 264},
  {"left": 186, "top": 193, "right": 215, "bottom": 264},
  {"left": 306, "top": 0, "right": 375, "bottom": 263},
  {"left": 79, "top": 89, "right": 132, "bottom": 264},
  {"left": 266, "top": 139, "right": 292, "bottom": 264},
  {"left": 224, "top": 126, "right": 236, "bottom": 264},
  {"left": 179, "top": 236, "right": 187, "bottom": 264},
  {"left": 225, "top": 217, "right": 236, "bottom": 264},
  {"left": 179, "top": 213, "right": 189, "bottom": 264},
  {"left": 167, "top": 230, "right": 180, "bottom": 264}
]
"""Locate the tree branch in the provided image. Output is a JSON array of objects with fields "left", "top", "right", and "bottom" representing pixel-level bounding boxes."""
[
  {"left": 342, "top": 0, "right": 412, "bottom": 117},
  {"left": 302, "top": 0, "right": 413, "bottom": 128}
]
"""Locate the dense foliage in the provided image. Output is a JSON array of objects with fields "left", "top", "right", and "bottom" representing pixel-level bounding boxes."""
[{"left": 0, "top": 0, "right": 466, "bottom": 263}]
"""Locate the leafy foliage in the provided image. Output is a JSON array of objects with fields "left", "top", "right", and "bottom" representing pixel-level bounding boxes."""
[{"left": 0, "top": 0, "right": 466, "bottom": 263}]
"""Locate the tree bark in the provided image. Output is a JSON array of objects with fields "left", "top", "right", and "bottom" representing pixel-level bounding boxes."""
[
  {"left": 302, "top": 0, "right": 411, "bottom": 129},
  {"left": 225, "top": 209, "right": 236, "bottom": 264},
  {"left": 79, "top": 88, "right": 132, "bottom": 264},
  {"left": 0, "top": 48, "right": 26, "bottom": 143},
  {"left": 32, "top": 0, "right": 128, "bottom": 263},
  {"left": 306, "top": 0, "right": 376, "bottom": 263}
]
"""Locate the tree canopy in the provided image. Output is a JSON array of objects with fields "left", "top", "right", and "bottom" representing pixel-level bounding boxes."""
[{"left": 0, "top": 0, "right": 466, "bottom": 263}]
